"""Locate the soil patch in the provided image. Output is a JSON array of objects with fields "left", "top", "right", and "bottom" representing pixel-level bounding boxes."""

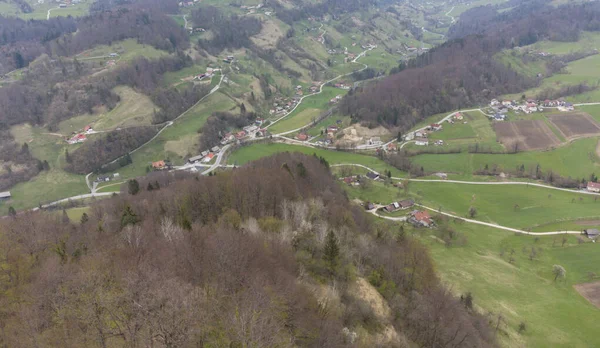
[
  {"left": 575, "top": 281, "right": 600, "bottom": 309},
  {"left": 493, "top": 120, "right": 561, "bottom": 151},
  {"left": 547, "top": 112, "right": 600, "bottom": 140}
]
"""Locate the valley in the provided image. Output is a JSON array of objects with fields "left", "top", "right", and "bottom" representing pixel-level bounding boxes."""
[{"left": 2, "top": 0, "right": 600, "bottom": 347}]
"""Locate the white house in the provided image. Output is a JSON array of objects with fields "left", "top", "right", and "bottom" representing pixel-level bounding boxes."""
[{"left": 415, "top": 137, "right": 429, "bottom": 146}]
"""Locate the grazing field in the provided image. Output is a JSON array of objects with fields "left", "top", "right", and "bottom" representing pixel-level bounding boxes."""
[
  {"left": 574, "top": 282, "right": 600, "bottom": 309},
  {"left": 415, "top": 220, "right": 600, "bottom": 348},
  {"left": 268, "top": 86, "right": 343, "bottom": 134},
  {"left": 228, "top": 143, "right": 406, "bottom": 176},
  {"left": 60, "top": 86, "right": 158, "bottom": 133},
  {"left": 494, "top": 120, "right": 561, "bottom": 150},
  {"left": 411, "top": 181, "right": 600, "bottom": 230},
  {"left": 412, "top": 137, "right": 600, "bottom": 180},
  {"left": 75, "top": 39, "right": 169, "bottom": 62},
  {"left": 547, "top": 112, "right": 600, "bottom": 140}
]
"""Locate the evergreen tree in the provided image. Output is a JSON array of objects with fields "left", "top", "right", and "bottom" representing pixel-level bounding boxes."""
[
  {"left": 80, "top": 212, "right": 89, "bottom": 224},
  {"left": 62, "top": 209, "right": 70, "bottom": 224},
  {"left": 147, "top": 182, "right": 154, "bottom": 191},
  {"left": 128, "top": 179, "right": 140, "bottom": 195},
  {"left": 323, "top": 231, "right": 340, "bottom": 269},
  {"left": 240, "top": 102, "right": 247, "bottom": 115},
  {"left": 121, "top": 205, "right": 139, "bottom": 227},
  {"left": 8, "top": 206, "right": 16, "bottom": 217}
]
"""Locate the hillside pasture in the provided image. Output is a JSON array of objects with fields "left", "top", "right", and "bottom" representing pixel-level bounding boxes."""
[
  {"left": 494, "top": 120, "right": 561, "bottom": 150},
  {"left": 574, "top": 282, "right": 600, "bottom": 309},
  {"left": 547, "top": 112, "right": 600, "bottom": 140}
]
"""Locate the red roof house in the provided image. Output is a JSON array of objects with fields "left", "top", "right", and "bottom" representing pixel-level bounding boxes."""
[{"left": 588, "top": 182, "right": 600, "bottom": 192}]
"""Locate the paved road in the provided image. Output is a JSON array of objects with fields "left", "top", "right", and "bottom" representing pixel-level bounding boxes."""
[
  {"left": 201, "top": 144, "right": 231, "bottom": 175},
  {"left": 445, "top": 6, "right": 456, "bottom": 24},
  {"left": 47, "top": 7, "right": 58, "bottom": 20},
  {"left": 33, "top": 192, "right": 118, "bottom": 211},
  {"left": 330, "top": 163, "right": 600, "bottom": 197}
]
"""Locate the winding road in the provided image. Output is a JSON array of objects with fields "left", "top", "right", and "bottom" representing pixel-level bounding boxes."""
[{"left": 445, "top": 6, "right": 456, "bottom": 24}]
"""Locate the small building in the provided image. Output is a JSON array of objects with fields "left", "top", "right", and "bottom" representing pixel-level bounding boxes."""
[
  {"left": 398, "top": 199, "right": 414, "bottom": 210},
  {"left": 235, "top": 131, "right": 247, "bottom": 140},
  {"left": 584, "top": 229, "right": 600, "bottom": 239},
  {"left": 387, "top": 142, "right": 397, "bottom": 152},
  {"left": 0, "top": 191, "right": 11, "bottom": 200},
  {"left": 152, "top": 160, "right": 166, "bottom": 170},
  {"left": 188, "top": 154, "right": 204, "bottom": 163},
  {"left": 211, "top": 146, "right": 221, "bottom": 153},
  {"left": 296, "top": 133, "right": 309, "bottom": 141},
  {"left": 366, "top": 172, "right": 380, "bottom": 180},
  {"left": 415, "top": 137, "right": 429, "bottom": 146},
  {"left": 202, "top": 153, "right": 215, "bottom": 163},
  {"left": 409, "top": 210, "right": 433, "bottom": 227},
  {"left": 587, "top": 182, "right": 600, "bottom": 193},
  {"left": 365, "top": 202, "right": 376, "bottom": 211},
  {"left": 434, "top": 172, "right": 448, "bottom": 180},
  {"left": 429, "top": 123, "right": 442, "bottom": 131},
  {"left": 200, "top": 150, "right": 209, "bottom": 157},
  {"left": 385, "top": 202, "right": 401, "bottom": 212}
]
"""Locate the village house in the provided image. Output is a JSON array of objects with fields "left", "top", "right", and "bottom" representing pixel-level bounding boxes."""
[
  {"left": 587, "top": 181, "right": 600, "bottom": 193},
  {"left": 84, "top": 125, "right": 93, "bottom": 134},
  {"left": 490, "top": 99, "right": 499, "bottom": 106},
  {"left": 385, "top": 202, "right": 401, "bottom": 212},
  {"left": 409, "top": 210, "right": 433, "bottom": 227},
  {"left": 296, "top": 133, "right": 309, "bottom": 141},
  {"left": 398, "top": 199, "right": 415, "bottom": 209},
  {"left": 96, "top": 176, "right": 110, "bottom": 183},
  {"left": 454, "top": 113, "right": 464, "bottom": 121},
  {"left": 415, "top": 137, "right": 429, "bottom": 146},
  {"left": 68, "top": 134, "right": 87, "bottom": 145},
  {"left": 202, "top": 153, "right": 215, "bottom": 163},
  {"left": 221, "top": 133, "right": 235, "bottom": 145},
  {"left": 211, "top": 146, "right": 221, "bottom": 153},
  {"left": 152, "top": 160, "right": 166, "bottom": 170},
  {"left": 368, "top": 137, "right": 382, "bottom": 146},
  {"left": 188, "top": 154, "right": 204, "bottom": 163},
  {"left": 366, "top": 172, "right": 380, "bottom": 180},
  {"left": 434, "top": 172, "right": 448, "bottom": 179},
  {"left": 365, "top": 202, "right": 376, "bottom": 211},
  {"left": 200, "top": 150, "right": 209, "bottom": 157},
  {"left": 235, "top": 130, "right": 247, "bottom": 140},
  {"left": 429, "top": 123, "right": 442, "bottom": 131},
  {"left": 387, "top": 142, "right": 397, "bottom": 152},
  {"left": 584, "top": 229, "right": 600, "bottom": 239}
]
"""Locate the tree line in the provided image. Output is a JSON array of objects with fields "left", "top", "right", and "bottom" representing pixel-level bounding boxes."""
[{"left": 0, "top": 153, "right": 496, "bottom": 347}]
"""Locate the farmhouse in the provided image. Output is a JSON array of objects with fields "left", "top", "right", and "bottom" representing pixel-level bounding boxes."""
[
  {"left": 296, "top": 133, "right": 309, "bottom": 141},
  {"left": 587, "top": 182, "right": 600, "bottom": 193},
  {"left": 68, "top": 134, "right": 87, "bottom": 144},
  {"left": 398, "top": 199, "right": 415, "bottom": 209},
  {"left": 188, "top": 155, "right": 204, "bottom": 163},
  {"left": 429, "top": 123, "right": 442, "bottom": 131},
  {"left": 0, "top": 191, "right": 11, "bottom": 200},
  {"left": 434, "top": 172, "right": 448, "bottom": 179},
  {"left": 409, "top": 210, "right": 433, "bottom": 227},
  {"left": 366, "top": 172, "right": 380, "bottom": 180},
  {"left": 235, "top": 131, "right": 247, "bottom": 140},
  {"left": 385, "top": 202, "right": 401, "bottom": 212},
  {"left": 365, "top": 202, "right": 376, "bottom": 211},
  {"left": 387, "top": 142, "right": 397, "bottom": 152},
  {"left": 415, "top": 137, "right": 429, "bottom": 146},
  {"left": 454, "top": 113, "right": 464, "bottom": 120},
  {"left": 211, "top": 146, "right": 221, "bottom": 153},
  {"left": 202, "top": 153, "right": 215, "bottom": 163},
  {"left": 584, "top": 229, "right": 600, "bottom": 239},
  {"left": 152, "top": 161, "right": 166, "bottom": 170}
]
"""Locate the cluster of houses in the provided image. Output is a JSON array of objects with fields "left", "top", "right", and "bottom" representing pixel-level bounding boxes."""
[
  {"left": 188, "top": 146, "right": 223, "bottom": 164},
  {"left": 240, "top": 3, "right": 272, "bottom": 15},
  {"left": 405, "top": 123, "right": 443, "bottom": 146},
  {"left": 333, "top": 82, "right": 351, "bottom": 90},
  {"left": 178, "top": 0, "right": 199, "bottom": 7},
  {"left": 220, "top": 119, "right": 268, "bottom": 146},
  {"left": 329, "top": 95, "right": 343, "bottom": 104},
  {"left": 67, "top": 125, "right": 94, "bottom": 145},
  {"left": 384, "top": 199, "right": 415, "bottom": 212},
  {"left": 489, "top": 98, "right": 574, "bottom": 118},
  {"left": 270, "top": 96, "right": 301, "bottom": 117}
]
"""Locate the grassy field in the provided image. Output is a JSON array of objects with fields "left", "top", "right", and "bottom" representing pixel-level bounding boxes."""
[
  {"left": 411, "top": 181, "right": 600, "bottom": 231},
  {"left": 75, "top": 39, "right": 169, "bottom": 62},
  {"left": 414, "top": 220, "right": 600, "bottom": 348},
  {"left": 412, "top": 136, "right": 600, "bottom": 180},
  {"left": 59, "top": 86, "right": 157, "bottom": 133},
  {"left": 268, "top": 87, "right": 343, "bottom": 133},
  {"left": 228, "top": 143, "right": 407, "bottom": 177},
  {"left": 104, "top": 91, "right": 237, "bottom": 180},
  {"left": 427, "top": 111, "right": 501, "bottom": 149}
]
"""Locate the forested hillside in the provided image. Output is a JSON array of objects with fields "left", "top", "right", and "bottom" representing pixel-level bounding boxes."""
[
  {"left": 0, "top": 153, "right": 495, "bottom": 347},
  {"left": 341, "top": 1, "right": 600, "bottom": 130}
]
